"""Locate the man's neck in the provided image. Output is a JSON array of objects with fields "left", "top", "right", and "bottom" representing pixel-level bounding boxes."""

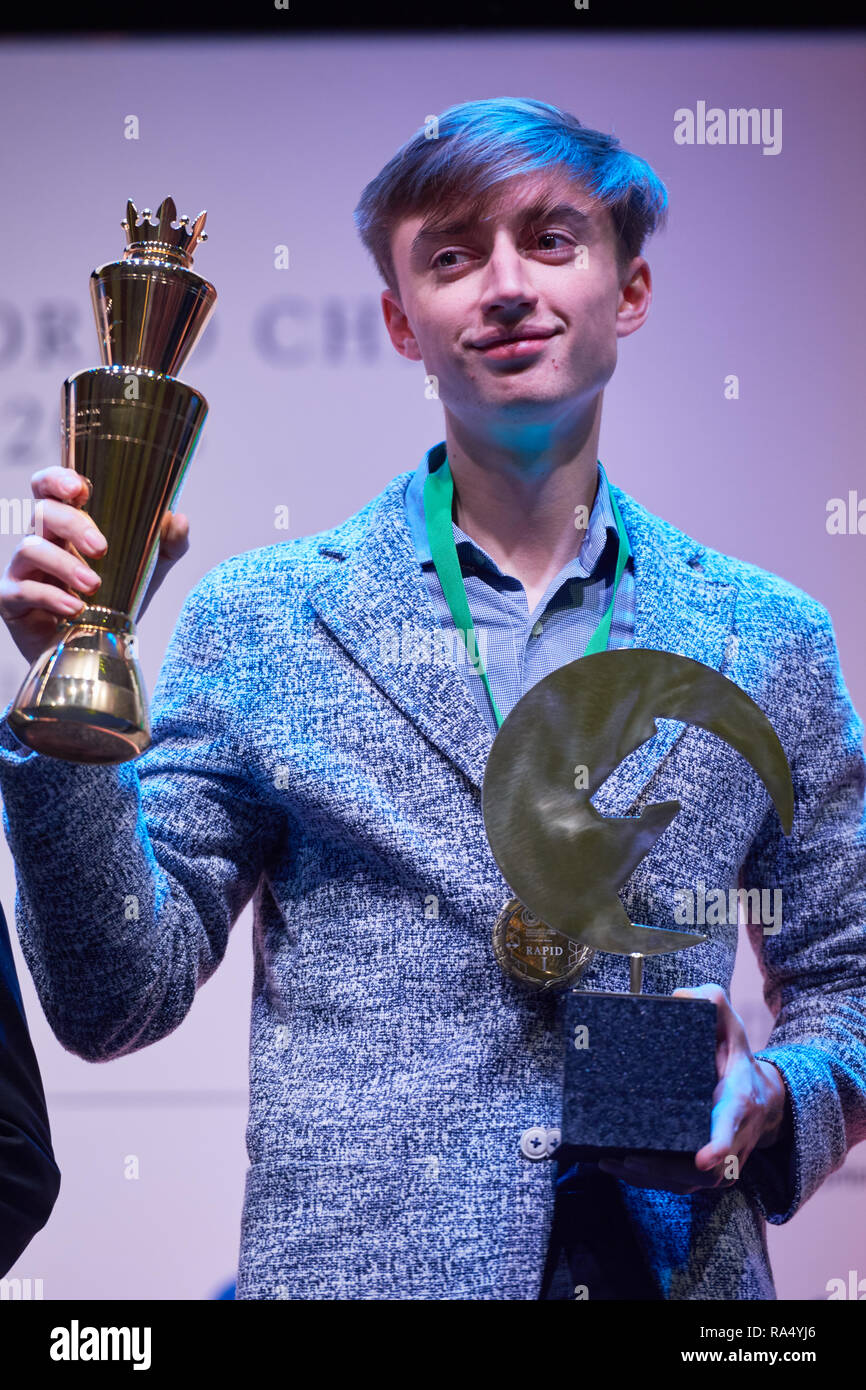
[{"left": 443, "top": 412, "right": 601, "bottom": 613}]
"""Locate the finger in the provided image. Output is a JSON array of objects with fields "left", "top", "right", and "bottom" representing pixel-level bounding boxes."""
[
  {"left": 674, "top": 984, "right": 749, "bottom": 1084},
  {"left": 607, "top": 1149, "right": 736, "bottom": 1188},
  {"left": 692, "top": 1065, "right": 748, "bottom": 1169},
  {"left": 694, "top": 1142, "right": 743, "bottom": 1179},
  {"left": 673, "top": 982, "right": 730, "bottom": 1017},
  {"left": 158, "top": 511, "right": 190, "bottom": 560},
  {"left": 31, "top": 467, "right": 93, "bottom": 505},
  {"left": 22, "top": 497, "right": 107, "bottom": 557},
  {"left": 672, "top": 983, "right": 732, "bottom": 1049},
  {"left": 596, "top": 1160, "right": 706, "bottom": 1194},
  {"left": 706, "top": 1089, "right": 747, "bottom": 1161},
  {"left": 622, "top": 1153, "right": 711, "bottom": 1185},
  {"left": 8, "top": 534, "right": 103, "bottom": 595},
  {"left": 599, "top": 1153, "right": 703, "bottom": 1184},
  {"left": 695, "top": 1140, "right": 736, "bottom": 1172},
  {"left": 0, "top": 575, "right": 87, "bottom": 621}
]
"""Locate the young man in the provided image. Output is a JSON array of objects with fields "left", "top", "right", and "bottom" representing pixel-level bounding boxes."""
[{"left": 0, "top": 97, "right": 864, "bottom": 1300}]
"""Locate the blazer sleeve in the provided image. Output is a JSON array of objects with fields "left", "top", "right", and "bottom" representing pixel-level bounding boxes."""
[
  {"left": 0, "top": 896, "right": 61, "bottom": 1276},
  {"left": 737, "top": 602, "right": 866, "bottom": 1223},
  {"left": 0, "top": 568, "right": 284, "bottom": 1063}
]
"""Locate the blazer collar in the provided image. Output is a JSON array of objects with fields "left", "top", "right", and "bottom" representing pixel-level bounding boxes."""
[{"left": 306, "top": 466, "right": 739, "bottom": 811}]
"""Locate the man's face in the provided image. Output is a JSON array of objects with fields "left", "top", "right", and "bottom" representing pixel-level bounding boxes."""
[{"left": 382, "top": 168, "right": 651, "bottom": 437}]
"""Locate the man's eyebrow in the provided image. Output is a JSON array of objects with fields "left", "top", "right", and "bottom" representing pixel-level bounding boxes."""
[{"left": 410, "top": 201, "right": 591, "bottom": 255}]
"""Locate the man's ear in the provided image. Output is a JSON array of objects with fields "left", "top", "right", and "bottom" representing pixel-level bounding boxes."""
[
  {"left": 616, "top": 257, "right": 652, "bottom": 341},
  {"left": 381, "top": 287, "right": 423, "bottom": 362}
]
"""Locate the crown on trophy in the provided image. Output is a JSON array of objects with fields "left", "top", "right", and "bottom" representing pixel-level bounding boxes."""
[{"left": 121, "top": 196, "right": 208, "bottom": 268}]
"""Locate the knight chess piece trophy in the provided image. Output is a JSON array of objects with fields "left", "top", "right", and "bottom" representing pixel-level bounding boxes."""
[
  {"left": 483, "top": 648, "right": 794, "bottom": 1160},
  {"left": 8, "top": 197, "right": 216, "bottom": 764}
]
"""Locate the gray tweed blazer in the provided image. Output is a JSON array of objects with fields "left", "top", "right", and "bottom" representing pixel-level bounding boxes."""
[{"left": 1, "top": 467, "right": 864, "bottom": 1300}]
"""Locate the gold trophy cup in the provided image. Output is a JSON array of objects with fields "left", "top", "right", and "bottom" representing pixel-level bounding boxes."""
[{"left": 9, "top": 196, "right": 216, "bottom": 764}]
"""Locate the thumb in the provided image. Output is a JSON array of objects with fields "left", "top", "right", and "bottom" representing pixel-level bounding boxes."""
[{"left": 157, "top": 511, "right": 190, "bottom": 562}]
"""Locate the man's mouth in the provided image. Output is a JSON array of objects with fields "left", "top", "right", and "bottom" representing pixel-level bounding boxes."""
[
  {"left": 473, "top": 334, "right": 557, "bottom": 359},
  {"left": 473, "top": 328, "right": 558, "bottom": 350}
]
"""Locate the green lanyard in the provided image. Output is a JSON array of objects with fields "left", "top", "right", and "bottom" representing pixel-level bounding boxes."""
[{"left": 422, "top": 454, "right": 632, "bottom": 729}]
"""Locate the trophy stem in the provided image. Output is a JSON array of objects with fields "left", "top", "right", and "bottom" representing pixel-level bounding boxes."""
[{"left": 628, "top": 953, "right": 645, "bottom": 994}]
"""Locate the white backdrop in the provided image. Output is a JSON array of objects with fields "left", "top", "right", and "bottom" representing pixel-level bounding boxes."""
[{"left": 0, "top": 33, "right": 863, "bottom": 1299}]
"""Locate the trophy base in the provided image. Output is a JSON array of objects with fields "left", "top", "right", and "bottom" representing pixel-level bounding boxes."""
[
  {"left": 7, "top": 606, "right": 150, "bottom": 765},
  {"left": 562, "top": 990, "right": 718, "bottom": 1157},
  {"left": 554, "top": 1143, "right": 711, "bottom": 1166}
]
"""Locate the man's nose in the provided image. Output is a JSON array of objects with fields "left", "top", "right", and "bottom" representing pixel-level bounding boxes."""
[{"left": 478, "top": 238, "right": 538, "bottom": 308}]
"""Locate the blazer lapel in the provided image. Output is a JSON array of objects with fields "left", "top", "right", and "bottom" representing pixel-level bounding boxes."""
[
  {"left": 306, "top": 471, "right": 740, "bottom": 810},
  {"left": 306, "top": 474, "right": 494, "bottom": 791}
]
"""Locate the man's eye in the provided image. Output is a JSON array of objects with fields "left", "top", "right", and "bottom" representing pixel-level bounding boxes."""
[
  {"left": 431, "top": 234, "right": 573, "bottom": 271},
  {"left": 432, "top": 249, "right": 468, "bottom": 269},
  {"left": 535, "top": 232, "right": 574, "bottom": 251}
]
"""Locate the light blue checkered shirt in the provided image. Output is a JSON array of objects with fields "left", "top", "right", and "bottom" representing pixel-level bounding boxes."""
[{"left": 404, "top": 441, "right": 636, "bottom": 733}]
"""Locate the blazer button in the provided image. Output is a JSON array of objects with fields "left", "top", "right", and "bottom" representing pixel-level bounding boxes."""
[{"left": 519, "top": 1126, "right": 550, "bottom": 1160}]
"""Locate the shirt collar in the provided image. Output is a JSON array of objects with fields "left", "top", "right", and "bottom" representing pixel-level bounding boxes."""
[{"left": 404, "top": 438, "right": 621, "bottom": 581}]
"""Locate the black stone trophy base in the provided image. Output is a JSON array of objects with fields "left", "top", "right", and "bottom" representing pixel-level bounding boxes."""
[{"left": 561, "top": 991, "right": 718, "bottom": 1161}]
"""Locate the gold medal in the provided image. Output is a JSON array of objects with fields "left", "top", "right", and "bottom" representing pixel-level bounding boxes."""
[{"left": 492, "top": 897, "right": 595, "bottom": 992}]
